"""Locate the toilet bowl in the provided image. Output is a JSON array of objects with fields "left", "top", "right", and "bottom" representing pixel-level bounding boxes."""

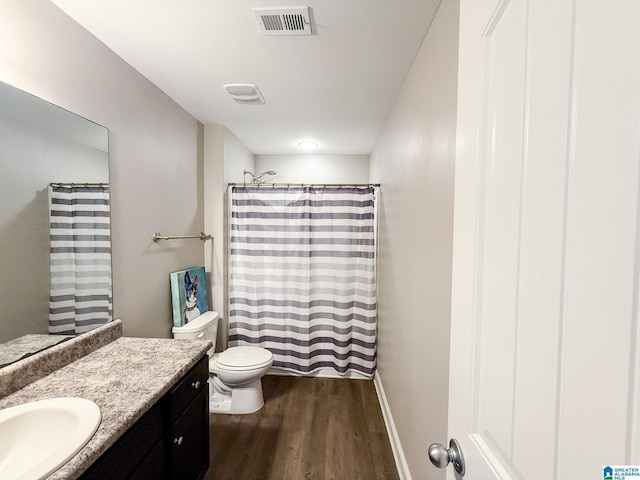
[{"left": 172, "top": 311, "right": 273, "bottom": 414}]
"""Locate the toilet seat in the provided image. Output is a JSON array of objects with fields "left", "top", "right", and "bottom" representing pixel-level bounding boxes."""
[{"left": 213, "top": 346, "right": 273, "bottom": 371}]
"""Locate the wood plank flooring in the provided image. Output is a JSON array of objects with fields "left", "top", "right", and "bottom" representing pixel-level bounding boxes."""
[{"left": 205, "top": 375, "right": 399, "bottom": 480}]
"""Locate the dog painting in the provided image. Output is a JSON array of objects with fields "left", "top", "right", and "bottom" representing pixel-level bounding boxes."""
[
  {"left": 183, "top": 271, "right": 201, "bottom": 322},
  {"left": 170, "top": 266, "right": 209, "bottom": 327}
]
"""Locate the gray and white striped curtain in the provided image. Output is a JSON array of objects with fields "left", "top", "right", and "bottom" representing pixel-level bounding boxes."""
[
  {"left": 49, "top": 185, "right": 112, "bottom": 335},
  {"left": 229, "top": 186, "right": 378, "bottom": 378}
]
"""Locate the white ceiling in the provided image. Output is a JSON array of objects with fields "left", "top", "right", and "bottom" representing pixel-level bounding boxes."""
[{"left": 51, "top": 0, "right": 441, "bottom": 155}]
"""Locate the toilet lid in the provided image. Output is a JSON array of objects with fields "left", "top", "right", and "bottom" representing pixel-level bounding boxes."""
[{"left": 216, "top": 346, "right": 273, "bottom": 369}]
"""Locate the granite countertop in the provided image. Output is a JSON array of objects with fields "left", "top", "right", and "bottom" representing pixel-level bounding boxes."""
[
  {"left": 0, "top": 335, "right": 211, "bottom": 480},
  {"left": 0, "top": 334, "right": 73, "bottom": 367}
]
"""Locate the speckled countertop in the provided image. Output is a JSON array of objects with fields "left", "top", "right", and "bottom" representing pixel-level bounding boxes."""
[
  {"left": 0, "top": 328, "right": 211, "bottom": 480},
  {"left": 0, "top": 334, "right": 72, "bottom": 367}
]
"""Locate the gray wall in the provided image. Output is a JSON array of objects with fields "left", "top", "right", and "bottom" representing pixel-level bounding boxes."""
[
  {"left": 0, "top": 0, "right": 204, "bottom": 338},
  {"left": 369, "top": 0, "right": 459, "bottom": 478},
  {"left": 203, "top": 125, "right": 255, "bottom": 351}
]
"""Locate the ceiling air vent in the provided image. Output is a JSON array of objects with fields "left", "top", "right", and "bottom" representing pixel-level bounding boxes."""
[
  {"left": 252, "top": 7, "right": 312, "bottom": 36},
  {"left": 223, "top": 84, "right": 265, "bottom": 105}
]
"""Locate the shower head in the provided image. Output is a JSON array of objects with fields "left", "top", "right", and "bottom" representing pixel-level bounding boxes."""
[
  {"left": 243, "top": 170, "right": 277, "bottom": 185},
  {"left": 255, "top": 170, "right": 276, "bottom": 180}
]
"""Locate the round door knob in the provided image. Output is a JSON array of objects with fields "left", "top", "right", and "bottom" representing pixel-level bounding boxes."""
[
  {"left": 428, "top": 438, "right": 465, "bottom": 476},
  {"left": 174, "top": 436, "right": 184, "bottom": 446},
  {"left": 428, "top": 443, "right": 450, "bottom": 468}
]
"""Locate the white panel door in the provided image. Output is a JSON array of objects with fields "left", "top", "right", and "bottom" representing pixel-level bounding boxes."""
[{"left": 445, "top": 0, "right": 640, "bottom": 478}]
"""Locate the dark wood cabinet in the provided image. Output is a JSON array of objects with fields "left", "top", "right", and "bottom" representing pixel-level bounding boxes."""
[
  {"left": 129, "top": 439, "right": 165, "bottom": 480},
  {"left": 171, "top": 386, "right": 209, "bottom": 479},
  {"left": 80, "top": 355, "right": 209, "bottom": 480},
  {"left": 168, "top": 354, "right": 210, "bottom": 480}
]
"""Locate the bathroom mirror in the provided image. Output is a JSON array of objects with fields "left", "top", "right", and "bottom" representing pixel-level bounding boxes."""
[{"left": 0, "top": 80, "right": 110, "bottom": 366}]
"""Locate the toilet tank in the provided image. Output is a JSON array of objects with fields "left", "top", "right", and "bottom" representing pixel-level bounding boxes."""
[{"left": 172, "top": 311, "right": 219, "bottom": 343}]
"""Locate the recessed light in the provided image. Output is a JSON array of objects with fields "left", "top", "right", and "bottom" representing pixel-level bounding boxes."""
[{"left": 298, "top": 141, "right": 318, "bottom": 150}]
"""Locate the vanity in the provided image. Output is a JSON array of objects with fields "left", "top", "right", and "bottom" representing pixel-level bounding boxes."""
[{"left": 0, "top": 320, "right": 211, "bottom": 480}]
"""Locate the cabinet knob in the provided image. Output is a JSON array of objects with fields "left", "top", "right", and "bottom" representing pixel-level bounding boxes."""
[
  {"left": 174, "top": 436, "right": 184, "bottom": 446},
  {"left": 191, "top": 380, "right": 201, "bottom": 389}
]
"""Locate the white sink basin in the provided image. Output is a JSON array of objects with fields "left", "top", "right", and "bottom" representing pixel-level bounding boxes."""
[{"left": 0, "top": 397, "right": 101, "bottom": 480}]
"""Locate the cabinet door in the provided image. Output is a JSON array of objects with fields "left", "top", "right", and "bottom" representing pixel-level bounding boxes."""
[
  {"left": 80, "top": 401, "right": 164, "bottom": 480},
  {"left": 171, "top": 386, "right": 210, "bottom": 480},
  {"left": 129, "top": 440, "right": 165, "bottom": 480}
]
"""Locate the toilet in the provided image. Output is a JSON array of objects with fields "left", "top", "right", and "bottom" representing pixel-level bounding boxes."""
[{"left": 172, "top": 311, "right": 273, "bottom": 414}]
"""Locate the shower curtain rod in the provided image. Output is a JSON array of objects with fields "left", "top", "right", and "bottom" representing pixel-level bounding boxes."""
[
  {"left": 228, "top": 182, "right": 380, "bottom": 188},
  {"left": 50, "top": 182, "right": 109, "bottom": 187}
]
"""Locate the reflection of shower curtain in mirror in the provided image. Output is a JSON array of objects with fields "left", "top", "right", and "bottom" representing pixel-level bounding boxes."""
[
  {"left": 228, "top": 186, "right": 378, "bottom": 378},
  {"left": 48, "top": 185, "right": 112, "bottom": 335}
]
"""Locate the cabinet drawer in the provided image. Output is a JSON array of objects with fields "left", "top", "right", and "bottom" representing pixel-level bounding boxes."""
[{"left": 170, "top": 355, "right": 208, "bottom": 422}]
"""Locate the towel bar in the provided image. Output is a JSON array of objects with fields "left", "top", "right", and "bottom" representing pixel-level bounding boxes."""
[{"left": 152, "top": 232, "right": 212, "bottom": 242}]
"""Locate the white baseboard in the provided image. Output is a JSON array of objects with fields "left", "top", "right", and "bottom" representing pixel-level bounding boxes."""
[{"left": 373, "top": 371, "right": 412, "bottom": 480}]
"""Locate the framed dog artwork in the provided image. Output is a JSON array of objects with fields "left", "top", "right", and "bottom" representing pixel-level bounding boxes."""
[{"left": 170, "top": 266, "right": 209, "bottom": 327}]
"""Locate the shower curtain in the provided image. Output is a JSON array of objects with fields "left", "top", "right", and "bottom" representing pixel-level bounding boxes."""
[
  {"left": 228, "top": 185, "right": 378, "bottom": 378},
  {"left": 48, "top": 185, "right": 112, "bottom": 335}
]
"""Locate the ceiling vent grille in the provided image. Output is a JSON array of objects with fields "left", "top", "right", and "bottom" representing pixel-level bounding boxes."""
[
  {"left": 252, "top": 7, "right": 312, "bottom": 36},
  {"left": 223, "top": 84, "right": 265, "bottom": 105}
]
